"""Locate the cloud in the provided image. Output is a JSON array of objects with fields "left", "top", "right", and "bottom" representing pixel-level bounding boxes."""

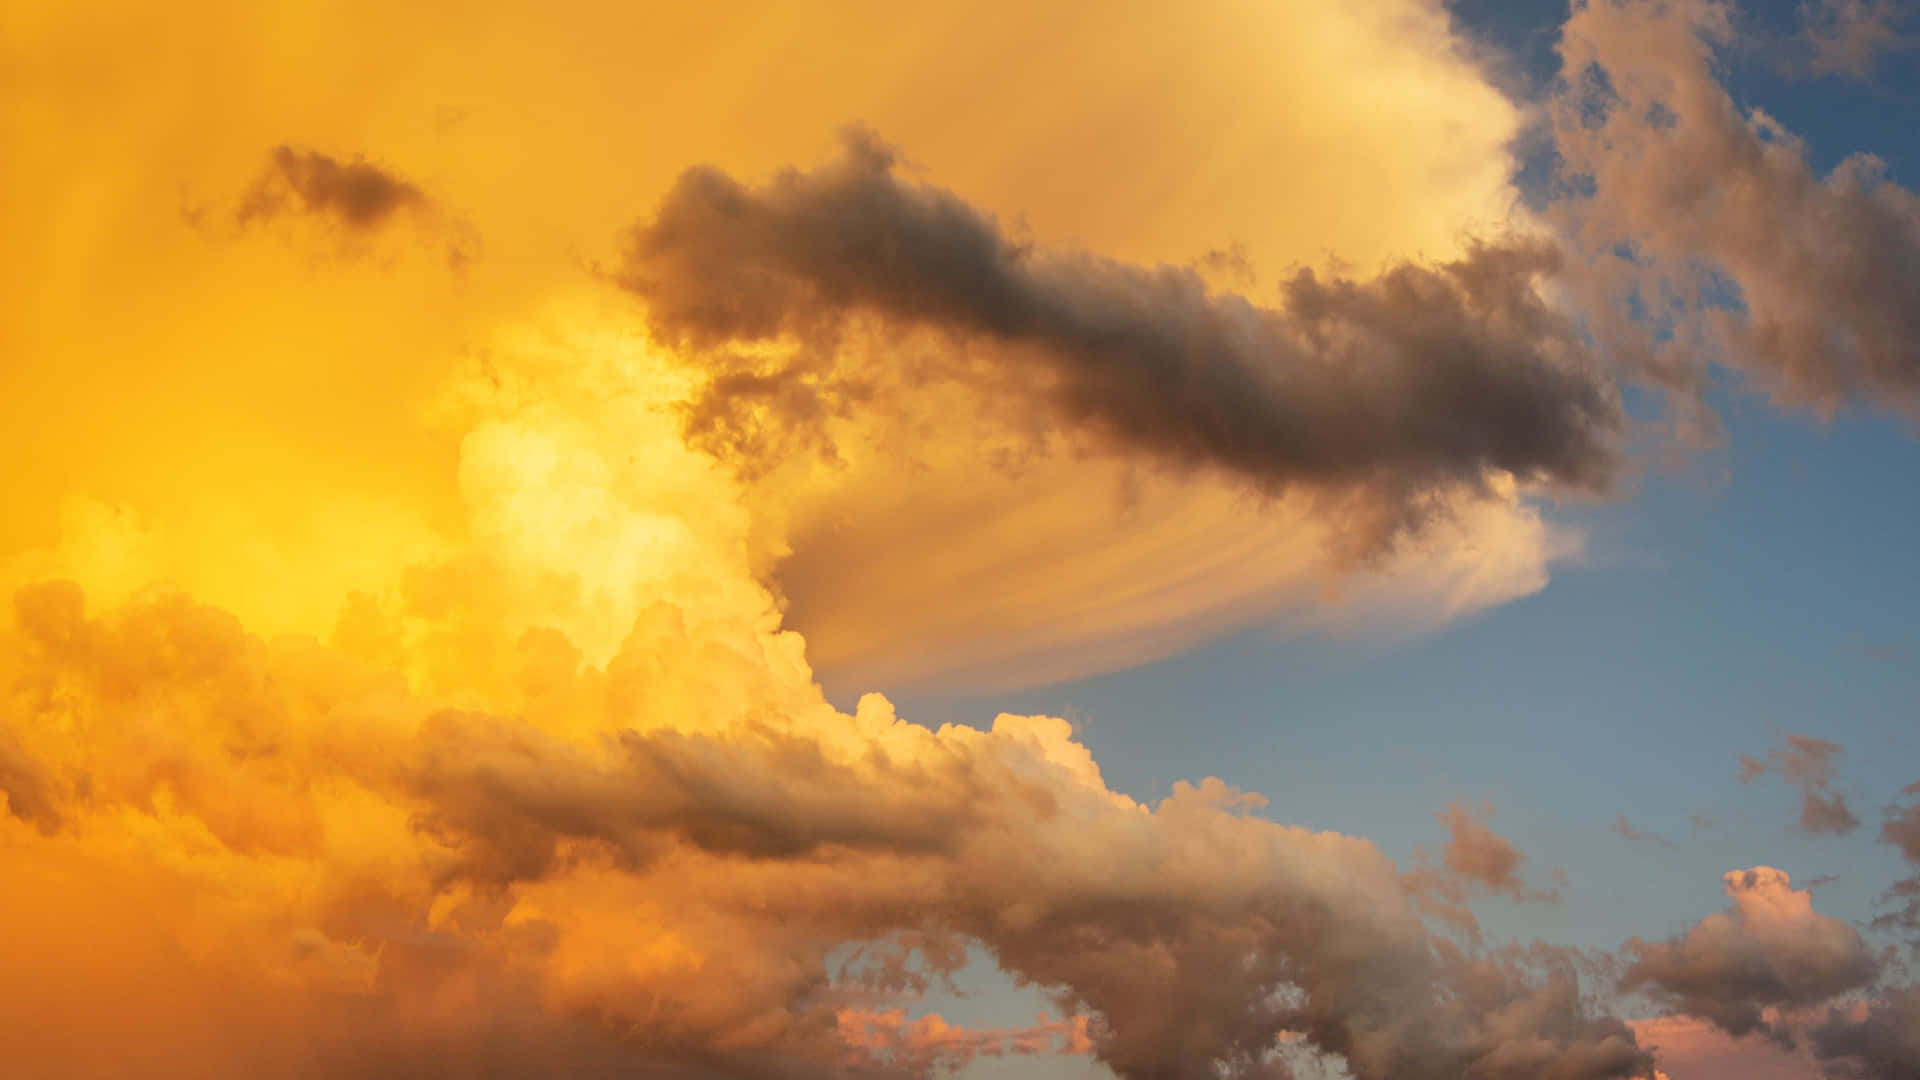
[
  {"left": 835, "top": 1008, "right": 1091, "bottom": 1075},
  {"left": 1550, "top": 0, "right": 1920, "bottom": 419},
  {"left": 774, "top": 445, "right": 1583, "bottom": 694},
  {"left": 238, "top": 145, "right": 429, "bottom": 232},
  {"left": 0, "top": 725, "right": 60, "bottom": 834},
  {"left": 0, "top": 577, "right": 1659, "bottom": 1080},
  {"left": 1401, "top": 803, "right": 1562, "bottom": 944},
  {"left": 0, "top": 337, "right": 1656, "bottom": 1080},
  {"left": 1884, "top": 782, "right": 1920, "bottom": 864},
  {"left": 1629, "top": 1015, "right": 1821, "bottom": 1080},
  {"left": 615, "top": 128, "right": 1622, "bottom": 566},
  {"left": 1615, "top": 814, "right": 1677, "bottom": 849},
  {"left": 1737, "top": 734, "right": 1861, "bottom": 836},
  {"left": 1622, "top": 867, "right": 1880, "bottom": 1045},
  {"left": 1873, "top": 784, "right": 1920, "bottom": 943},
  {"left": 1810, "top": 987, "right": 1920, "bottom": 1080},
  {"left": 1799, "top": 0, "right": 1911, "bottom": 78},
  {"left": 5, "top": 1, "right": 1920, "bottom": 1076},
  {"left": 1436, "top": 801, "right": 1562, "bottom": 904},
  {"left": 0, "top": 0, "right": 1580, "bottom": 697}
]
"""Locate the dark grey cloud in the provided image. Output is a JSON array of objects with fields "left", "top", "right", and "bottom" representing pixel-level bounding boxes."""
[
  {"left": 1799, "top": 0, "right": 1911, "bottom": 78},
  {"left": 615, "top": 127, "right": 1623, "bottom": 562},
  {"left": 1552, "top": 0, "right": 1920, "bottom": 421},
  {"left": 238, "top": 145, "right": 429, "bottom": 232},
  {"left": 1811, "top": 986, "right": 1920, "bottom": 1080}
]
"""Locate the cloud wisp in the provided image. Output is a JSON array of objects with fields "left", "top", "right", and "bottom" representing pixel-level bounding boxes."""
[{"left": 1738, "top": 734, "right": 1862, "bottom": 836}]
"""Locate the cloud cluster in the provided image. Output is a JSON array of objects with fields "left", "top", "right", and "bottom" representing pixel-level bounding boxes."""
[
  {"left": 1870, "top": 784, "right": 1920, "bottom": 941},
  {"left": 9, "top": 2, "right": 1920, "bottom": 1079},
  {"left": 1799, "top": 0, "right": 1911, "bottom": 78},
  {"left": 0, "top": 344, "right": 1658, "bottom": 1080},
  {"left": 1551, "top": 0, "right": 1920, "bottom": 419},
  {"left": 1614, "top": 814, "right": 1677, "bottom": 849},
  {"left": 0, "top": 584, "right": 1661, "bottom": 1080},
  {"left": 1803, "top": 830, "right": 1919, "bottom": 1080},
  {"left": 1622, "top": 867, "right": 1879, "bottom": 1045},
  {"left": 1812, "top": 987, "right": 1920, "bottom": 1080},
  {"left": 1402, "top": 802, "right": 1565, "bottom": 942},
  {"left": 616, "top": 127, "right": 1622, "bottom": 564}
]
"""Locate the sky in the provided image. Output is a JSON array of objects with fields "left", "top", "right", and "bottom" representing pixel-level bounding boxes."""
[{"left": 3, "top": 1, "right": 1920, "bottom": 1078}]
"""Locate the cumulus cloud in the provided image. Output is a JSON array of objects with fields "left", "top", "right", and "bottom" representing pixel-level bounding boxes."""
[
  {"left": 1737, "top": 734, "right": 1861, "bottom": 836},
  {"left": 1622, "top": 867, "right": 1880, "bottom": 1045},
  {"left": 1551, "top": 0, "right": 1920, "bottom": 419},
  {"left": 615, "top": 127, "right": 1622, "bottom": 565}
]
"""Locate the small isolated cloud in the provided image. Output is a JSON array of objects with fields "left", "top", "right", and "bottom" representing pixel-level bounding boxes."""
[
  {"left": 1615, "top": 814, "right": 1677, "bottom": 849},
  {"left": 1800, "top": 0, "right": 1910, "bottom": 78},
  {"left": 238, "top": 145, "right": 429, "bottom": 232},
  {"left": 1738, "top": 734, "right": 1861, "bottom": 836},
  {"left": 1403, "top": 801, "right": 1561, "bottom": 941},
  {"left": 1623, "top": 867, "right": 1880, "bottom": 1045},
  {"left": 231, "top": 145, "right": 476, "bottom": 269}
]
